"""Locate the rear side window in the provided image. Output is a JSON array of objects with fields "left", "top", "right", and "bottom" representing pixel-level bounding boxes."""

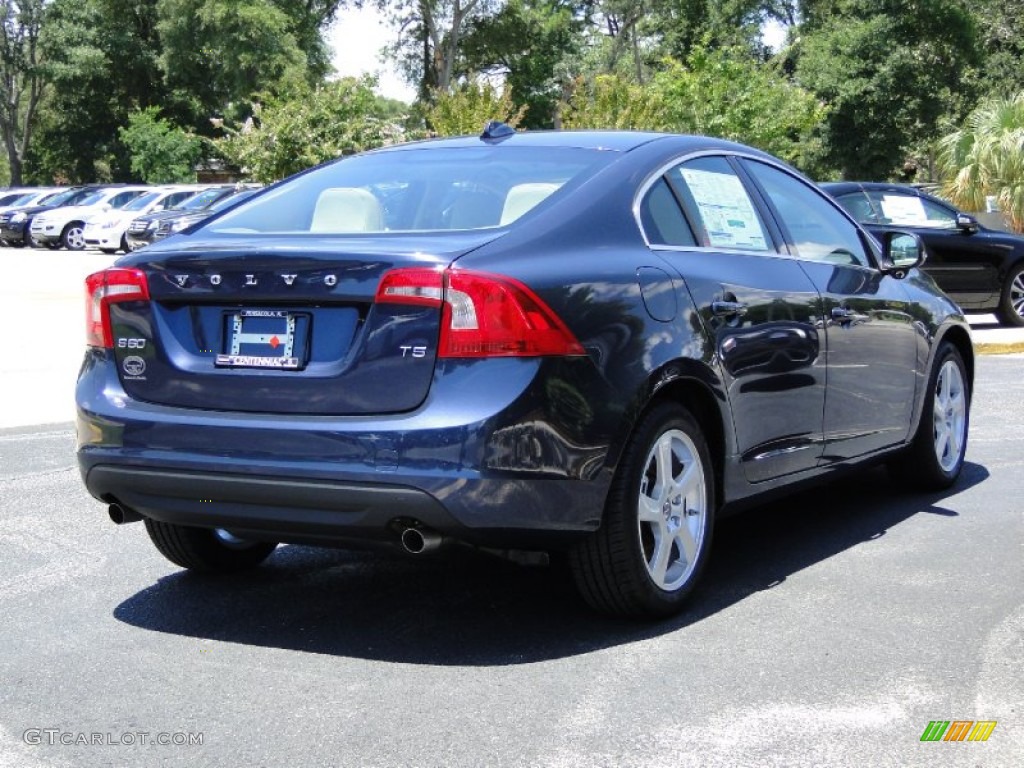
[
  {"left": 208, "top": 146, "right": 615, "bottom": 235},
  {"left": 668, "top": 156, "right": 772, "bottom": 252},
  {"left": 639, "top": 178, "right": 696, "bottom": 246},
  {"left": 833, "top": 191, "right": 878, "bottom": 223}
]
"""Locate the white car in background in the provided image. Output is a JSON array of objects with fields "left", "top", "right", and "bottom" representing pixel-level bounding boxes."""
[
  {"left": 30, "top": 185, "right": 151, "bottom": 250},
  {"left": 0, "top": 188, "right": 62, "bottom": 215},
  {"left": 83, "top": 186, "right": 203, "bottom": 253}
]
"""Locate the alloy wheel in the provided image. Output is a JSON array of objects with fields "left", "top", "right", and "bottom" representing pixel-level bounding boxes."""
[
  {"left": 932, "top": 359, "right": 967, "bottom": 473},
  {"left": 637, "top": 428, "right": 708, "bottom": 591}
]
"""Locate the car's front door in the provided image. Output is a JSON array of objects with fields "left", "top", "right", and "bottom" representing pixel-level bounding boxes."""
[{"left": 744, "top": 162, "right": 919, "bottom": 461}]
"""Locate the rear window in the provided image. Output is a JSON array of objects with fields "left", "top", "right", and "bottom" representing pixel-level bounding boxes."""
[{"left": 207, "top": 146, "right": 615, "bottom": 235}]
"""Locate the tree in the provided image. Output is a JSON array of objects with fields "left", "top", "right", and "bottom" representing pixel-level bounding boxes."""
[
  {"left": 649, "top": 0, "right": 783, "bottom": 62},
  {"left": 939, "top": 92, "right": 1024, "bottom": 232},
  {"left": 157, "top": 0, "right": 310, "bottom": 125},
  {"left": 31, "top": 0, "right": 165, "bottom": 183},
  {"left": 971, "top": 0, "right": 1024, "bottom": 100},
  {"left": 425, "top": 81, "right": 526, "bottom": 135},
  {"left": 795, "top": 0, "right": 980, "bottom": 179},
  {"left": 458, "top": 0, "right": 586, "bottom": 128},
  {"left": 119, "top": 107, "right": 201, "bottom": 182},
  {"left": 0, "top": 0, "right": 48, "bottom": 185},
  {"left": 562, "top": 45, "right": 826, "bottom": 173},
  {"left": 380, "top": 0, "right": 501, "bottom": 100},
  {"left": 654, "top": 45, "right": 827, "bottom": 172},
  {"left": 560, "top": 74, "right": 669, "bottom": 130},
  {"left": 211, "top": 77, "right": 405, "bottom": 182}
]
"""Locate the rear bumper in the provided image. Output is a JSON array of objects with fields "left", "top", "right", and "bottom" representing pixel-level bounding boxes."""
[
  {"left": 77, "top": 349, "right": 618, "bottom": 548},
  {"left": 85, "top": 465, "right": 470, "bottom": 546}
]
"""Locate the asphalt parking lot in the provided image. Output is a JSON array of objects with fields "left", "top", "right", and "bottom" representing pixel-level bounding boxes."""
[{"left": 1, "top": 249, "right": 1022, "bottom": 767}]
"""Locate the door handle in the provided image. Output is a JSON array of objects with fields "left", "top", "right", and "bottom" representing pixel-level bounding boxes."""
[
  {"left": 831, "top": 305, "right": 866, "bottom": 326},
  {"left": 712, "top": 299, "right": 748, "bottom": 317}
]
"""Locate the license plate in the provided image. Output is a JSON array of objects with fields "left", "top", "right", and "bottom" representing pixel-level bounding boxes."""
[{"left": 216, "top": 310, "right": 301, "bottom": 369}]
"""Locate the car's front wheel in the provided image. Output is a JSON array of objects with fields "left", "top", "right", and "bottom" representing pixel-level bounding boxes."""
[
  {"left": 570, "top": 402, "right": 715, "bottom": 618},
  {"left": 996, "top": 263, "right": 1024, "bottom": 327},
  {"left": 61, "top": 223, "right": 86, "bottom": 251},
  {"left": 891, "top": 342, "right": 970, "bottom": 490},
  {"left": 144, "top": 519, "right": 277, "bottom": 572}
]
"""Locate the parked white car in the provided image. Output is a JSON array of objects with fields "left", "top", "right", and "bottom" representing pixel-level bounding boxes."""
[
  {"left": 30, "top": 186, "right": 150, "bottom": 250},
  {"left": 0, "top": 188, "right": 61, "bottom": 218},
  {"left": 83, "top": 186, "right": 203, "bottom": 253}
]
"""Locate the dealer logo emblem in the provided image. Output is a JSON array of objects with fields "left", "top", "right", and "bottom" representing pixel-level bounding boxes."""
[{"left": 123, "top": 356, "right": 146, "bottom": 377}]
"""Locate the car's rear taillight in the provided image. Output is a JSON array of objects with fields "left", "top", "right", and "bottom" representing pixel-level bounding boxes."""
[
  {"left": 85, "top": 268, "right": 150, "bottom": 348},
  {"left": 376, "top": 268, "right": 585, "bottom": 358}
]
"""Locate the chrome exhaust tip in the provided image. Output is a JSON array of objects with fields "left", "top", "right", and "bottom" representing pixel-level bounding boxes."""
[{"left": 400, "top": 527, "right": 443, "bottom": 555}]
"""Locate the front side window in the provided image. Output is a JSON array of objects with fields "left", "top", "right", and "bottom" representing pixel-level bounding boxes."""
[
  {"left": 668, "top": 156, "right": 772, "bottom": 252},
  {"left": 866, "top": 190, "right": 957, "bottom": 228},
  {"left": 207, "top": 146, "right": 616, "bottom": 235},
  {"left": 745, "top": 161, "right": 869, "bottom": 267}
]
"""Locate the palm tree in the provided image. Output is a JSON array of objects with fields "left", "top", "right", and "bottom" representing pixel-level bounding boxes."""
[{"left": 939, "top": 92, "right": 1024, "bottom": 232}]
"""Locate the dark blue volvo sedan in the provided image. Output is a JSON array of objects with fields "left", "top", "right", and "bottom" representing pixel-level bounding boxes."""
[{"left": 76, "top": 129, "right": 973, "bottom": 618}]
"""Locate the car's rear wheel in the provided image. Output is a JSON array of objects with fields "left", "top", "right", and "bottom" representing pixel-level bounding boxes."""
[
  {"left": 144, "top": 519, "right": 277, "bottom": 572},
  {"left": 996, "top": 263, "right": 1024, "bottom": 327},
  {"left": 891, "top": 342, "right": 969, "bottom": 490},
  {"left": 570, "top": 402, "right": 715, "bottom": 618},
  {"left": 61, "top": 223, "right": 86, "bottom": 251}
]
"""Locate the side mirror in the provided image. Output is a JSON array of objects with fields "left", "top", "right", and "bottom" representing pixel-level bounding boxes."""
[
  {"left": 878, "top": 231, "right": 925, "bottom": 278},
  {"left": 956, "top": 213, "right": 979, "bottom": 233}
]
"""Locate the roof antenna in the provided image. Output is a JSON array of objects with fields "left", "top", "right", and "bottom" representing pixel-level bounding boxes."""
[{"left": 481, "top": 120, "right": 516, "bottom": 141}]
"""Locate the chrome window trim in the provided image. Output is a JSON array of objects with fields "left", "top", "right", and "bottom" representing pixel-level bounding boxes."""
[{"left": 633, "top": 149, "right": 880, "bottom": 269}]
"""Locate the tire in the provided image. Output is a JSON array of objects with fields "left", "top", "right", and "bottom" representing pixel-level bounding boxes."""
[
  {"left": 144, "top": 519, "right": 277, "bottom": 572},
  {"left": 61, "top": 222, "right": 86, "bottom": 251},
  {"left": 996, "top": 263, "right": 1024, "bottom": 327},
  {"left": 569, "top": 402, "right": 715, "bottom": 618},
  {"left": 100, "top": 248, "right": 117, "bottom": 255},
  {"left": 891, "top": 342, "right": 970, "bottom": 490}
]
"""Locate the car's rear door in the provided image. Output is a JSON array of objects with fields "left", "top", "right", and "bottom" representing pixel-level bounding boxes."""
[{"left": 641, "top": 154, "right": 826, "bottom": 483}]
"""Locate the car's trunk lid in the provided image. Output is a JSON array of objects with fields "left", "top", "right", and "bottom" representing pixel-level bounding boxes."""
[{"left": 109, "top": 232, "right": 503, "bottom": 415}]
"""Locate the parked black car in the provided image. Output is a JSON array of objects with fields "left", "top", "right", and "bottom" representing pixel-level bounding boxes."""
[
  {"left": 822, "top": 181, "right": 1024, "bottom": 326},
  {"left": 124, "top": 186, "right": 240, "bottom": 250},
  {"left": 78, "top": 130, "right": 972, "bottom": 618},
  {"left": 150, "top": 187, "right": 260, "bottom": 242}
]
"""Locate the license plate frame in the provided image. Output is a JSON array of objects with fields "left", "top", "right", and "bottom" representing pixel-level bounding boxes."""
[{"left": 215, "top": 310, "right": 302, "bottom": 370}]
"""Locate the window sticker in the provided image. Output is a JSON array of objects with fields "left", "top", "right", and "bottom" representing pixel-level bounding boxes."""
[
  {"left": 680, "top": 168, "right": 769, "bottom": 250},
  {"left": 879, "top": 195, "right": 928, "bottom": 225}
]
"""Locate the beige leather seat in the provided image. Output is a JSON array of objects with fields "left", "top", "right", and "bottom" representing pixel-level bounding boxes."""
[
  {"left": 499, "top": 183, "right": 560, "bottom": 225},
  {"left": 310, "top": 188, "right": 383, "bottom": 233}
]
